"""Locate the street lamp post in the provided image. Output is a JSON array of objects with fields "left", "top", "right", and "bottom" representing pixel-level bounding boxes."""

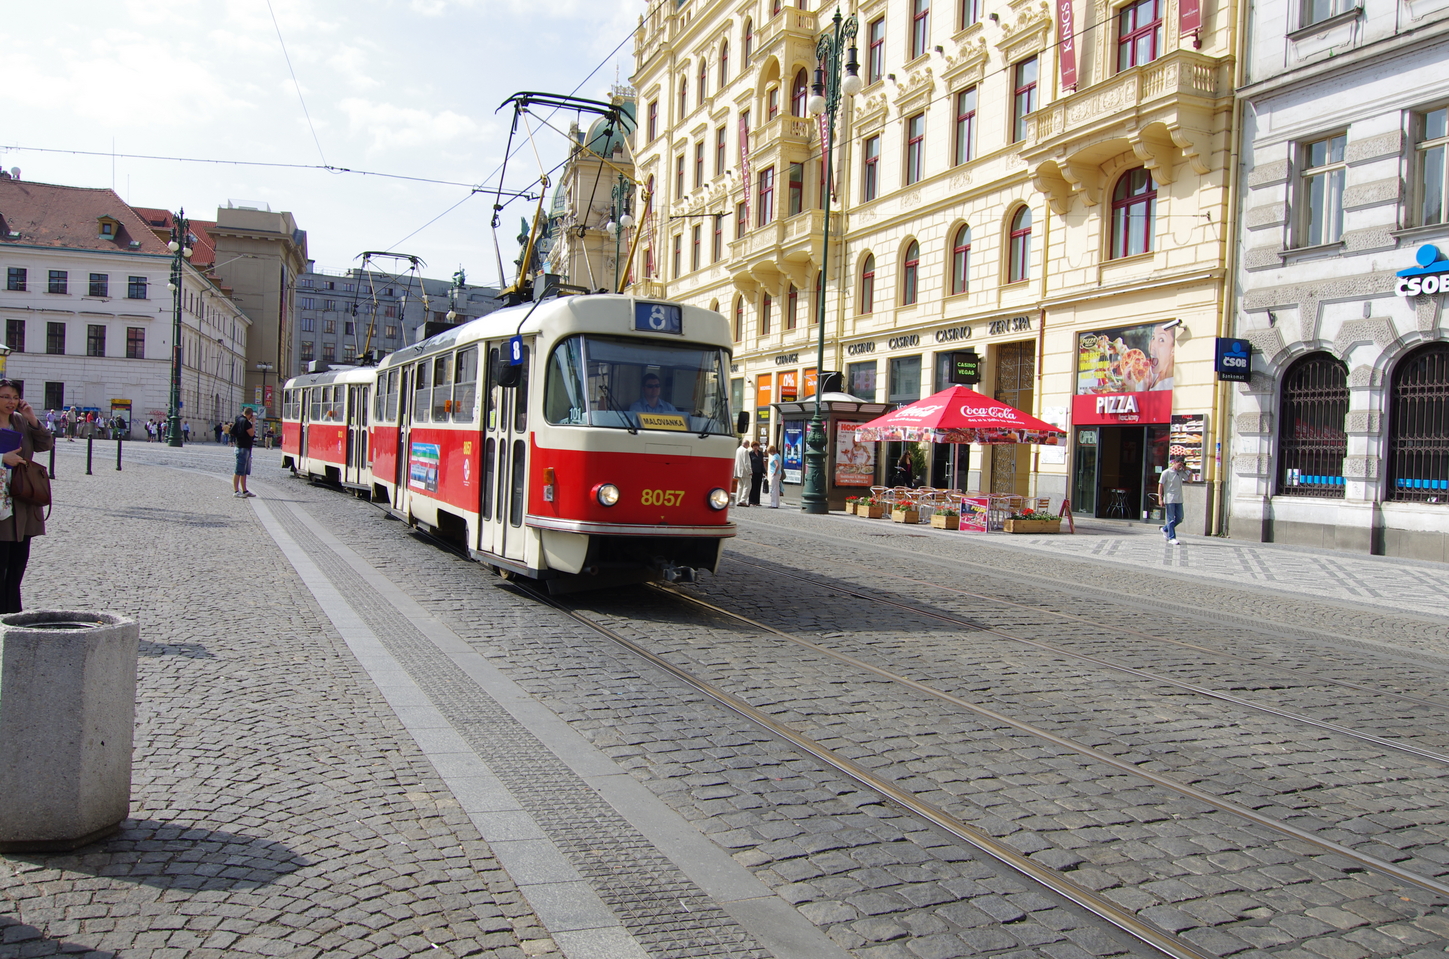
[
  {"left": 165, "top": 210, "right": 193, "bottom": 448},
  {"left": 606, "top": 177, "right": 634, "bottom": 293},
  {"left": 256, "top": 362, "right": 274, "bottom": 415},
  {"left": 800, "top": 8, "right": 861, "bottom": 514}
]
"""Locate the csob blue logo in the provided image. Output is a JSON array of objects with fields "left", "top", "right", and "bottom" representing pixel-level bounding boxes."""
[
  {"left": 1215, "top": 337, "right": 1251, "bottom": 382},
  {"left": 1396, "top": 244, "right": 1449, "bottom": 297}
]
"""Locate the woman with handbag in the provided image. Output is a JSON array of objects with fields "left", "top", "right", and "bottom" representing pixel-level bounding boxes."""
[{"left": 0, "top": 380, "right": 54, "bottom": 613}]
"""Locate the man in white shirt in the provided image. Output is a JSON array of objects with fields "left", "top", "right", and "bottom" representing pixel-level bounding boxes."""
[
  {"left": 1158, "top": 455, "right": 1186, "bottom": 544},
  {"left": 733, "top": 438, "right": 751, "bottom": 506}
]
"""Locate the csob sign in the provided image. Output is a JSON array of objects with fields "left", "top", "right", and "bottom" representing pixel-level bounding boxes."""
[
  {"left": 1214, "top": 337, "right": 1251, "bottom": 382},
  {"left": 1396, "top": 244, "right": 1449, "bottom": 297}
]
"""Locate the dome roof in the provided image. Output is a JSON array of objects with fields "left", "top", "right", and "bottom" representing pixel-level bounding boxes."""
[{"left": 583, "top": 102, "right": 635, "bottom": 158}]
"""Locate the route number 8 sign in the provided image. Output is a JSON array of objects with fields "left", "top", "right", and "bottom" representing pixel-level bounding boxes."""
[{"left": 634, "top": 302, "right": 682, "bottom": 335}]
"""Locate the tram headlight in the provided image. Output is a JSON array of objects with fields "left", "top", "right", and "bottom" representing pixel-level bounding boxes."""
[
  {"left": 708, "top": 488, "right": 731, "bottom": 510},
  {"left": 594, "top": 483, "right": 621, "bottom": 507}
]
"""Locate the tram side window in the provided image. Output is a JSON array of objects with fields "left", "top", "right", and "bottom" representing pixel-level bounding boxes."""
[
  {"left": 385, "top": 370, "right": 399, "bottom": 421},
  {"left": 324, "top": 386, "right": 339, "bottom": 421},
  {"left": 311, "top": 387, "right": 323, "bottom": 422},
  {"left": 432, "top": 353, "right": 454, "bottom": 421},
  {"left": 510, "top": 438, "right": 526, "bottom": 527},
  {"left": 412, "top": 361, "right": 431, "bottom": 424},
  {"left": 544, "top": 337, "right": 588, "bottom": 424},
  {"left": 483, "top": 437, "right": 496, "bottom": 520},
  {"left": 453, "top": 347, "right": 478, "bottom": 423},
  {"left": 486, "top": 347, "right": 499, "bottom": 431},
  {"left": 514, "top": 346, "right": 530, "bottom": 433}
]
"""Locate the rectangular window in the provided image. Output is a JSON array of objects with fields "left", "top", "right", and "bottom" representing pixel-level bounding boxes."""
[
  {"left": 786, "top": 285, "right": 798, "bottom": 330},
  {"left": 691, "top": 224, "right": 702, "bottom": 271},
  {"left": 89, "top": 273, "right": 108, "bottom": 297},
  {"left": 127, "top": 275, "right": 148, "bottom": 299},
  {"left": 324, "top": 319, "right": 336, "bottom": 334},
  {"left": 954, "top": 88, "right": 977, "bottom": 165},
  {"left": 911, "top": 0, "right": 931, "bottom": 59},
  {"left": 299, "top": 296, "right": 315, "bottom": 309},
  {"left": 1300, "top": 133, "right": 1347, "bottom": 247},
  {"left": 385, "top": 325, "right": 398, "bottom": 339},
  {"left": 322, "top": 343, "right": 336, "bottom": 363},
  {"left": 343, "top": 344, "right": 357, "bottom": 362},
  {"left": 905, "top": 113, "right": 926, "bottom": 185},
  {"left": 757, "top": 167, "right": 776, "bottom": 226},
  {"left": 87, "top": 324, "right": 106, "bottom": 357},
  {"left": 126, "top": 327, "right": 145, "bottom": 359},
  {"left": 760, "top": 294, "right": 771, "bottom": 336},
  {"left": 648, "top": 100, "right": 659, "bottom": 140},
  {"left": 736, "top": 200, "right": 748, "bottom": 239},
  {"left": 1013, "top": 57, "right": 1038, "bottom": 143},
  {"left": 713, "top": 215, "right": 724, "bottom": 262},
  {"left": 1117, "top": 0, "right": 1162, "bottom": 71},
  {"left": 768, "top": 87, "right": 779, "bottom": 120},
  {"left": 1416, "top": 107, "right": 1448, "bottom": 227},
  {"left": 1302, "top": 0, "right": 1355, "bottom": 26},
  {"left": 716, "top": 125, "right": 728, "bottom": 175},
  {"left": 672, "top": 234, "right": 683, "bottom": 278},
  {"left": 868, "top": 17, "right": 886, "bottom": 83},
  {"left": 848, "top": 361, "right": 877, "bottom": 401},
  {"left": 5, "top": 319, "right": 23, "bottom": 352},
  {"left": 48, "top": 270, "right": 67, "bottom": 294},
  {"left": 300, "top": 316, "right": 315, "bottom": 332},
  {"left": 695, "top": 142, "right": 706, "bottom": 188},
  {"left": 676, "top": 153, "right": 686, "bottom": 196},
  {"left": 6, "top": 268, "right": 25, "bottom": 292},
  {"left": 44, "top": 382, "right": 64, "bottom": 411},
  {"left": 959, "top": 0, "right": 981, "bottom": 28},
  {"left": 863, "top": 135, "right": 881, "bottom": 200},
  {"left": 889, "top": 355, "right": 922, "bottom": 405},
  {"left": 345, "top": 321, "right": 356, "bottom": 336},
  {"left": 788, "top": 162, "right": 804, "bottom": 216},
  {"left": 300, "top": 341, "right": 315, "bottom": 362},
  {"left": 47, "top": 322, "right": 65, "bottom": 354}
]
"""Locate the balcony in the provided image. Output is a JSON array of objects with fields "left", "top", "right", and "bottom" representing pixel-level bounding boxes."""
[
  {"left": 727, "top": 210, "right": 839, "bottom": 292},
  {"left": 1022, "top": 49, "right": 1231, "bottom": 213},
  {"left": 752, "top": 114, "right": 816, "bottom": 154},
  {"left": 757, "top": 8, "right": 819, "bottom": 62}
]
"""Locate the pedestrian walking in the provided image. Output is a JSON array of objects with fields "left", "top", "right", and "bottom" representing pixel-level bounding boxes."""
[
  {"left": 748, "top": 441, "right": 766, "bottom": 506},
  {"left": 1159, "top": 454, "right": 1187, "bottom": 545},
  {"left": 895, "top": 448, "right": 915, "bottom": 487},
  {"left": 733, "top": 438, "right": 751, "bottom": 507},
  {"left": 0, "top": 380, "right": 54, "bottom": 613},
  {"left": 767, "top": 444, "right": 782, "bottom": 508},
  {"left": 214, "top": 421, "right": 223, "bottom": 444},
  {"left": 182, "top": 420, "right": 190, "bottom": 444},
  {"left": 232, "top": 408, "right": 257, "bottom": 498}
]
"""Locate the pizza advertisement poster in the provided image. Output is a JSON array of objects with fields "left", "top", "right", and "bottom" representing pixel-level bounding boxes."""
[
  {"left": 1169, "top": 413, "right": 1206, "bottom": 482},
  {"left": 1075, "top": 321, "right": 1177, "bottom": 396}
]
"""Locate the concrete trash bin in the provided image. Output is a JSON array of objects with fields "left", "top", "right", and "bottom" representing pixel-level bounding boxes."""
[{"left": 0, "top": 610, "right": 140, "bottom": 852}]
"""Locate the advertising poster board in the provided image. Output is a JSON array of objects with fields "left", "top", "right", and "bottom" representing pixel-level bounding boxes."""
[
  {"left": 960, "top": 495, "right": 990, "bottom": 532},
  {"left": 834, "top": 421, "right": 874, "bottom": 486},
  {"left": 783, "top": 423, "right": 804, "bottom": 484},
  {"left": 1075, "top": 321, "right": 1176, "bottom": 395},
  {"left": 1169, "top": 414, "right": 1206, "bottom": 481}
]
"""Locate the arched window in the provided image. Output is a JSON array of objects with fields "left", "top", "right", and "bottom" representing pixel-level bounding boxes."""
[
  {"left": 678, "top": 78, "right": 689, "bottom": 117},
  {"left": 860, "top": 254, "right": 876, "bottom": 314},
  {"left": 1388, "top": 343, "right": 1449, "bottom": 502},
  {"left": 698, "top": 59, "right": 708, "bottom": 105},
  {"left": 743, "top": 19, "right": 754, "bottom": 64},
  {"left": 772, "top": 0, "right": 782, "bottom": 13},
  {"left": 720, "top": 41, "right": 730, "bottom": 86},
  {"left": 786, "top": 284, "right": 799, "bottom": 329},
  {"left": 1278, "top": 352, "right": 1348, "bottom": 498},
  {"left": 733, "top": 296, "right": 744, "bottom": 342},
  {"left": 791, "top": 69, "right": 809, "bottom": 117},
  {"left": 950, "top": 225, "right": 971, "bottom": 294},
  {"left": 902, "top": 241, "right": 920, "bottom": 305},
  {"left": 1111, "top": 168, "right": 1156, "bottom": 259},
  {"left": 760, "top": 293, "right": 772, "bottom": 335},
  {"left": 1008, "top": 206, "right": 1032, "bottom": 283}
]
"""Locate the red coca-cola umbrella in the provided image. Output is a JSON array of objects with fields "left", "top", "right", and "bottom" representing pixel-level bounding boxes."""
[{"left": 852, "top": 385, "right": 1066, "bottom": 445}]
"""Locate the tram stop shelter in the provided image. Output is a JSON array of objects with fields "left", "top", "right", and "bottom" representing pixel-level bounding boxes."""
[{"left": 772, "top": 392, "right": 889, "bottom": 512}]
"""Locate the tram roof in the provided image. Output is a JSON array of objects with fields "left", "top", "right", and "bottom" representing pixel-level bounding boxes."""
[{"left": 283, "top": 365, "right": 379, "bottom": 389}]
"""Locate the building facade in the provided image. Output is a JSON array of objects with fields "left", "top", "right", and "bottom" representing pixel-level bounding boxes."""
[
  {"left": 1229, "top": 0, "right": 1449, "bottom": 559},
  {"left": 0, "top": 177, "right": 250, "bottom": 434},
  {"left": 632, "top": 0, "right": 1236, "bottom": 522},
  {"left": 294, "top": 266, "right": 501, "bottom": 377},
  {"left": 547, "top": 94, "right": 638, "bottom": 293}
]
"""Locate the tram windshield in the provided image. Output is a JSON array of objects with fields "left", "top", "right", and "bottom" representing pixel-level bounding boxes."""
[{"left": 544, "top": 335, "right": 732, "bottom": 435}]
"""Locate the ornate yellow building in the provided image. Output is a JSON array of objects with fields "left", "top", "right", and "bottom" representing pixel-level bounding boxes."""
[{"left": 630, "top": 0, "right": 1237, "bottom": 524}]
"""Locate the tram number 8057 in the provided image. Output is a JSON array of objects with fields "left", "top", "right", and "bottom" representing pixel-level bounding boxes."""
[{"left": 641, "top": 489, "right": 687, "bottom": 506}]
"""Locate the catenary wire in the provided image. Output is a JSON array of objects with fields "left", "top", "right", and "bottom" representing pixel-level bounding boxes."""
[{"left": 267, "top": 0, "right": 328, "bottom": 167}]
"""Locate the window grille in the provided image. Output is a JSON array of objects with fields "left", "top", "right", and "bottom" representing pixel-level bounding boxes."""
[
  {"left": 1387, "top": 343, "right": 1449, "bottom": 503},
  {"left": 1277, "top": 353, "right": 1348, "bottom": 497}
]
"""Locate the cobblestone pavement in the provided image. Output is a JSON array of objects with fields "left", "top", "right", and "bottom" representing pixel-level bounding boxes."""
[{"left": 6, "top": 443, "right": 1449, "bottom": 959}]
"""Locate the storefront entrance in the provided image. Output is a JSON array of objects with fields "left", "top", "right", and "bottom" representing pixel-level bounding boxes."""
[{"left": 1073, "top": 425, "right": 1169, "bottom": 519}]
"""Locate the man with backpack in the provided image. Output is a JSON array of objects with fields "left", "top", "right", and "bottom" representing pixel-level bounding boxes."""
[{"left": 232, "top": 409, "right": 257, "bottom": 498}]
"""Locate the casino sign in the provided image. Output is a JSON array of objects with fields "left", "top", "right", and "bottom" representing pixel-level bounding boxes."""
[{"left": 1396, "top": 244, "right": 1449, "bottom": 297}]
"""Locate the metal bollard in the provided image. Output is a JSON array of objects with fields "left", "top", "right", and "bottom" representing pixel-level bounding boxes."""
[
  {"left": 86, "top": 434, "right": 93, "bottom": 476},
  {"left": 116, "top": 436, "right": 122, "bottom": 471},
  {"left": 48, "top": 446, "right": 55, "bottom": 480}
]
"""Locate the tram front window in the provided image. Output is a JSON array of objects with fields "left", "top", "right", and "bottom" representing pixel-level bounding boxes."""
[{"left": 544, "top": 335, "right": 732, "bottom": 434}]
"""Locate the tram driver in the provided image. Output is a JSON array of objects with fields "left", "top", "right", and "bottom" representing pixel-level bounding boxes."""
[{"left": 628, "top": 373, "right": 679, "bottom": 414}]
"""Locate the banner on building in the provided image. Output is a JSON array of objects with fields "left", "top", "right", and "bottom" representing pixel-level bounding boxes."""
[
  {"left": 1058, "top": 0, "right": 1078, "bottom": 91},
  {"left": 1180, "top": 0, "right": 1201, "bottom": 35},
  {"left": 739, "top": 116, "right": 753, "bottom": 228}
]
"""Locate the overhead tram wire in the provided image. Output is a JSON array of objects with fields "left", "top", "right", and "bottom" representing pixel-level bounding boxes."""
[{"left": 266, "top": 0, "right": 328, "bottom": 167}]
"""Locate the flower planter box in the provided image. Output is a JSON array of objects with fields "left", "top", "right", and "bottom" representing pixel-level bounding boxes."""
[
  {"left": 930, "top": 514, "right": 960, "bottom": 530},
  {"left": 1003, "top": 518, "right": 1061, "bottom": 534},
  {"left": 858, "top": 505, "right": 884, "bottom": 518},
  {"left": 891, "top": 509, "right": 919, "bottom": 524}
]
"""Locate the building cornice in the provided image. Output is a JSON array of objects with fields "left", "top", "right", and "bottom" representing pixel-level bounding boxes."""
[{"left": 1238, "top": 16, "right": 1449, "bottom": 101}]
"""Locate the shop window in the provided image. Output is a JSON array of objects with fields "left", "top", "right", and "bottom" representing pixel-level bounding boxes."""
[
  {"left": 1111, "top": 168, "right": 1156, "bottom": 258},
  {"left": 889, "top": 355, "right": 921, "bottom": 406},
  {"left": 1387, "top": 343, "right": 1449, "bottom": 503},
  {"left": 848, "top": 361, "right": 877, "bottom": 401},
  {"left": 860, "top": 254, "right": 875, "bottom": 314},
  {"left": 950, "top": 225, "right": 971, "bottom": 294},
  {"left": 1414, "top": 106, "right": 1447, "bottom": 227},
  {"left": 1117, "top": 0, "right": 1162, "bottom": 71},
  {"left": 1277, "top": 352, "right": 1348, "bottom": 498},
  {"left": 902, "top": 240, "right": 920, "bottom": 305},
  {"left": 1008, "top": 206, "right": 1033, "bottom": 282},
  {"left": 1297, "top": 133, "right": 1346, "bottom": 247}
]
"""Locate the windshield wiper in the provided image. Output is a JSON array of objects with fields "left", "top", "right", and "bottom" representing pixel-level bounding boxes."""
[{"left": 598, "top": 384, "right": 638, "bottom": 434}]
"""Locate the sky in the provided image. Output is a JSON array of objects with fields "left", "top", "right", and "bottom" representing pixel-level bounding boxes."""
[{"left": 1, "top": 0, "right": 646, "bottom": 287}]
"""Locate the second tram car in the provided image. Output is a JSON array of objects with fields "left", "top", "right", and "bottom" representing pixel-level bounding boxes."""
[{"left": 282, "top": 293, "right": 739, "bottom": 590}]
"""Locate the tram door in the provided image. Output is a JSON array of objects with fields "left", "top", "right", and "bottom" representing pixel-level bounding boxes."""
[
  {"left": 346, "top": 385, "right": 370, "bottom": 486},
  {"left": 479, "top": 344, "right": 529, "bottom": 564},
  {"left": 393, "top": 368, "right": 411, "bottom": 510},
  {"left": 298, "top": 388, "right": 310, "bottom": 462}
]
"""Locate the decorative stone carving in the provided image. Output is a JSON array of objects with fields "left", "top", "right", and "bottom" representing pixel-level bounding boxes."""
[
  {"left": 1345, "top": 410, "right": 1381, "bottom": 434},
  {"left": 1245, "top": 326, "right": 1287, "bottom": 363},
  {"left": 1342, "top": 178, "right": 1402, "bottom": 210},
  {"left": 1343, "top": 228, "right": 1397, "bottom": 254},
  {"left": 1031, "top": 161, "right": 1074, "bottom": 214},
  {"left": 1243, "top": 248, "right": 1282, "bottom": 271},
  {"left": 1346, "top": 131, "right": 1404, "bottom": 164},
  {"left": 1334, "top": 318, "right": 1394, "bottom": 356},
  {"left": 948, "top": 169, "right": 973, "bottom": 192},
  {"left": 1342, "top": 455, "right": 1380, "bottom": 479},
  {"left": 1243, "top": 204, "right": 1286, "bottom": 230},
  {"left": 1232, "top": 453, "right": 1267, "bottom": 475},
  {"left": 1235, "top": 412, "right": 1272, "bottom": 435},
  {"left": 1246, "top": 160, "right": 1290, "bottom": 188},
  {"left": 1240, "top": 371, "right": 1276, "bottom": 395},
  {"left": 1415, "top": 295, "right": 1441, "bottom": 331},
  {"left": 1348, "top": 364, "right": 1380, "bottom": 388},
  {"left": 900, "top": 189, "right": 922, "bottom": 209}
]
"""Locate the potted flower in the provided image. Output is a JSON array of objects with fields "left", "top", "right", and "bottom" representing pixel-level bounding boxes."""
[
  {"left": 859, "top": 497, "right": 885, "bottom": 519},
  {"left": 845, "top": 496, "right": 860, "bottom": 515},
  {"left": 1003, "top": 508, "right": 1062, "bottom": 533},
  {"left": 891, "top": 498, "right": 919, "bottom": 524},
  {"left": 930, "top": 507, "right": 960, "bottom": 530}
]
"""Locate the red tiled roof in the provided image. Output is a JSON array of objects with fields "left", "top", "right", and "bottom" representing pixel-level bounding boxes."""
[
  {"left": 0, "top": 178, "right": 171, "bottom": 255},
  {"left": 130, "top": 206, "right": 218, "bottom": 267}
]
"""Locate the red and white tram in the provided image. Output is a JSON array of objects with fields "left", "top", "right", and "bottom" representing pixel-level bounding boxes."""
[{"left": 281, "top": 293, "right": 739, "bottom": 590}]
